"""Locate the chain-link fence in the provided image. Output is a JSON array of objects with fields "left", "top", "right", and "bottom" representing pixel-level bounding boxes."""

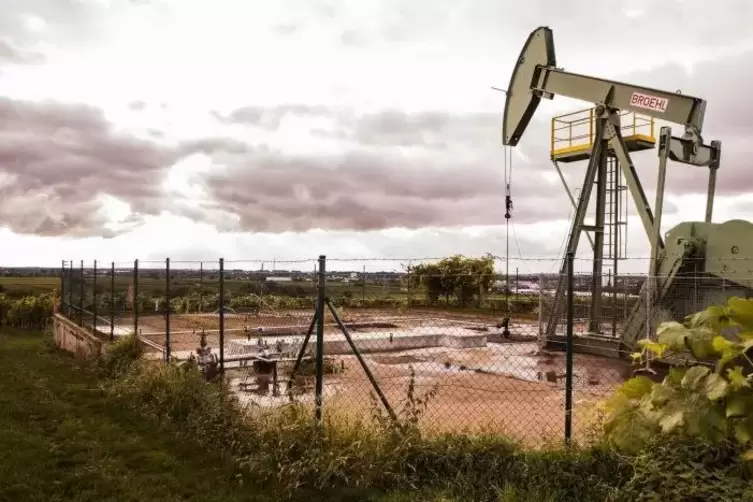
[{"left": 55, "top": 254, "right": 753, "bottom": 445}]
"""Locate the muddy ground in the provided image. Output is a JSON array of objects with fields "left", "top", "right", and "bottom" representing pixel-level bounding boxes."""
[
  {"left": 131, "top": 309, "right": 630, "bottom": 444},
  {"left": 228, "top": 342, "right": 630, "bottom": 445}
]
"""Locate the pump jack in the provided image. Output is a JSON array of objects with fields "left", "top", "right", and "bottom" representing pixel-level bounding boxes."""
[{"left": 500, "top": 27, "right": 753, "bottom": 357}]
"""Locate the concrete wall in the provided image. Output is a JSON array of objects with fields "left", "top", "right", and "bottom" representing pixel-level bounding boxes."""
[
  {"left": 305, "top": 333, "right": 487, "bottom": 355},
  {"left": 52, "top": 314, "right": 104, "bottom": 358},
  {"left": 545, "top": 334, "right": 623, "bottom": 359}
]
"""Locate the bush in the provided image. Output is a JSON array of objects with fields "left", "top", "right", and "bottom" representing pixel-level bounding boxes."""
[
  {"left": 616, "top": 437, "right": 753, "bottom": 502},
  {"left": 603, "top": 296, "right": 753, "bottom": 459},
  {"left": 0, "top": 293, "right": 54, "bottom": 329},
  {"left": 99, "top": 333, "right": 144, "bottom": 376}
]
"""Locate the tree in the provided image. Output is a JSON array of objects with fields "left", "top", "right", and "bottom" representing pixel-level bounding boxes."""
[{"left": 407, "top": 254, "right": 495, "bottom": 307}]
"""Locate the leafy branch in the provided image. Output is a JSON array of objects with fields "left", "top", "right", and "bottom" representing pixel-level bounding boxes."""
[{"left": 605, "top": 297, "right": 753, "bottom": 460}]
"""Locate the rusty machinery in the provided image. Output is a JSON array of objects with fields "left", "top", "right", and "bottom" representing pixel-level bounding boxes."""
[{"left": 501, "top": 26, "right": 753, "bottom": 357}]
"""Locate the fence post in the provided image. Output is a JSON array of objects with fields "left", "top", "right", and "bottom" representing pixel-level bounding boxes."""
[
  {"left": 315, "top": 255, "right": 327, "bottom": 423},
  {"left": 219, "top": 257, "right": 225, "bottom": 374},
  {"left": 93, "top": 260, "right": 98, "bottom": 334},
  {"left": 60, "top": 260, "right": 66, "bottom": 316},
  {"left": 79, "top": 260, "right": 84, "bottom": 326},
  {"left": 199, "top": 261, "right": 204, "bottom": 313},
  {"left": 565, "top": 251, "right": 575, "bottom": 444},
  {"left": 110, "top": 262, "right": 115, "bottom": 341},
  {"left": 407, "top": 260, "right": 412, "bottom": 308},
  {"left": 133, "top": 259, "right": 139, "bottom": 336},
  {"left": 538, "top": 272, "right": 544, "bottom": 342},
  {"left": 361, "top": 264, "right": 366, "bottom": 304},
  {"left": 165, "top": 258, "right": 171, "bottom": 363},
  {"left": 68, "top": 261, "right": 73, "bottom": 319}
]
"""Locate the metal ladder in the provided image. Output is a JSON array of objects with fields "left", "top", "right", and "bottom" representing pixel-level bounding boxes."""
[{"left": 603, "top": 156, "right": 627, "bottom": 263}]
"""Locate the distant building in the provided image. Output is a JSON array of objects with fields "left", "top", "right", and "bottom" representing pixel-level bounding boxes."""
[{"left": 265, "top": 276, "right": 292, "bottom": 282}]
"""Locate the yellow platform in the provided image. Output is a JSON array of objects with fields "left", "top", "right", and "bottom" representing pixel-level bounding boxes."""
[{"left": 551, "top": 108, "right": 656, "bottom": 162}]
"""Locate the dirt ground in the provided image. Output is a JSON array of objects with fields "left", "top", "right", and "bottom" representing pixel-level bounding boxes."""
[
  {"left": 132, "top": 309, "right": 629, "bottom": 444},
  {"left": 227, "top": 342, "right": 629, "bottom": 446},
  {"left": 328, "top": 347, "right": 625, "bottom": 445}
]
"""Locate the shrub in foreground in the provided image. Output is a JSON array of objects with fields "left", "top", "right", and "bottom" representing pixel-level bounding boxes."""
[
  {"left": 619, "top": 437, "right": 753, "bottom": 502},
  {"left": 604, "top": 297, "right": 753, "bottom": 459}
]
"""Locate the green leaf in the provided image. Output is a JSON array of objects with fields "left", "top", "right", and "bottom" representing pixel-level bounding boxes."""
[
  {"left": 686, "top": 328, "right": 718, "bottom": 359},
  {"left": 733, "top": 421, "right": 753, "bottom": 444},
  {"left": 687, "top": 305, "right": 729, "bottom": 329},
  {"left": 656, "top": 322, "right": 690, "bottom": 350},
  {"left": 651, "top": 384, "right": 678, "bottom": 406},
  {"left": 703, "top": 406, "right": 729, "bottom": 441},
  {"left": 742, "top": 449, "right": 753, "bottom": 462},
  {"left": 705, "top": 373, "right": 730, "bottom": 401},
  {"left": 681, "top": 365, "right": 711, "bottom": 390},
  {"left": 727, "top": 366, "right": 752, "bottom": 390},
  {"left": 602, "top": 397, "right": 658, "bottom": 454},
  {"left": 658, "top": 409, "right": 684, "bottom": 433},
  {"left": 716, "top": 347, "right": 743, "bottom": 374},
  {"left": 617, "top": 376, "right": 655, "bottom": 400},
  {"left": 666, "top": 367, "right": 688, "bottom": 386},
  {"left": 712, "top": 335, "right": 737, "bottom": 353},
  {"left": 726, "top": 394, "right": 752, "bottom": 418},
  {"left": 728, "top": 297, "right": 753, "bottom": 328}
]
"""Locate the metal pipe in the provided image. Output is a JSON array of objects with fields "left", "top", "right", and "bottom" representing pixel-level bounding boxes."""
[
  {"left": 565, "top": 251, "right": 575, "bottom": 444},
  {"left": 653, "top": 127, "right": 671, "bottom": 275},
  {"left": 60, "top": 260, "right": 66, "bottom": 317},
  {"left": 588, "top": 145, "right": 607, "bottom": 334},
  {"left": 68, "top": 261, "right": 73, "bottom": 318},
  {"left": 133, "top": 259, "right": 139, "bottom": 336},
  {"left": 199, "top": 261, "right": 204, "bottom": 313},
  {"left": 93, "top": 260, "right": 98, "bottom": 334},
  {"left": 286, "top": 312, "right": 319, "bottom": 392},
  {"left": 79, "top": 260, "right": 84, "bottom": 326},
  {"left": 326, "top": 298, "right": 397, "bottom": 421},
  {"left": 219, "top": 257, "right": 225, "bottom": 373},
  {"left": 110, "top": 262, "right": 115, "bottom": 341},
  {"left": 551, "top": 160, "right": 595, "bottom": 250},
  {"left": 165, "top": 258, "right": 171, "bottom": 362},
  {"left": 315, "top": 255, "right": 326, "bottom": 423},
  {"left": 705, "top": 140, "right": 722, "bottom": 223}
]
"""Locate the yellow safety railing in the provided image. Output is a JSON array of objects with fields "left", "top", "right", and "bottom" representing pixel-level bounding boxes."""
[{"left": 550, "top": 108, "right": 655, "bottom": 158}]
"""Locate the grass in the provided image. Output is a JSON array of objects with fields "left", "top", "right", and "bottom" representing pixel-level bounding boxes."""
[
  {"left": 0, "top": 328, "right": 260, "bottom": 502},
  {"left": 0, "top": 328, "right": 587, "bottom": 501}
]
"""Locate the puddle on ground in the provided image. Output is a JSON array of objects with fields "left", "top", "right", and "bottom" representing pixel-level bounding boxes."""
[{"left": 366, "top": 341, "right": 630, "bottom": 388}]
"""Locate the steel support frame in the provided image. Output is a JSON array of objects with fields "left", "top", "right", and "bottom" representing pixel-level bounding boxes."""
[
  {"left": 545, "top": 105, "right": 722, "bottom": 342},
  {"left": 545, "top": 106, "right": 660, "bottom": 338}
]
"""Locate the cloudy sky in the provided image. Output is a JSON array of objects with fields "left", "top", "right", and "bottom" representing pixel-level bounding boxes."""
[{"left": 1, "top": 0, "right": 752, "bottom": 274}]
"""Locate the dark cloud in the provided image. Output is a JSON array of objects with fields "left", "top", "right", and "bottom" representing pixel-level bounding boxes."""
[
  {"left": 0, "top": 97, "right": 181, "bottom": 237},
  {"left": 181, "top": 139, "right": 565, "bottom": 232}
]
